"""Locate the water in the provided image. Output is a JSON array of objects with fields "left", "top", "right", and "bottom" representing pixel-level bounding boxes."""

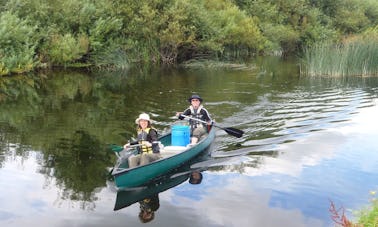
[{"left": 1, "top": 58, "right": 378, "bottom": 227}]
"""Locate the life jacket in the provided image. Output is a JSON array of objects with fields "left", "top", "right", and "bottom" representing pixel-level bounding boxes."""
[
  {"left": 137, "top": 127, "right": 154, "bottom": 153},
  {"left": 189, "top": 105, "right": 205, "bottom": 131}
]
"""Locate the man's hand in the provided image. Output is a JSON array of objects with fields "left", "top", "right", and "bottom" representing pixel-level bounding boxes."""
[{"left": 176, "top": 112, "right": 183, "bottom": 117}]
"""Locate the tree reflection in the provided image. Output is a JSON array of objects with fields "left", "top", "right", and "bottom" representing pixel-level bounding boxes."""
[
  {"left": 3, "top": 60, "right": 349, "bottom": 206},
  {"left": 0, "top": 72, "right": 122, "bottom": 204},
  {"left": 44, "top": 130, "right": 110, "bottom": 202}
]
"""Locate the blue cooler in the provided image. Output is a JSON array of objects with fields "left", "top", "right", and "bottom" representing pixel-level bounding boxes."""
[{"left": 171, "top": 125, "right": 190, "bottom": 146}]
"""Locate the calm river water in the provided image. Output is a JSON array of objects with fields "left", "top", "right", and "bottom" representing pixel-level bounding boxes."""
[{"left": 1, "top": 57, "right": 378, "bottom": 227}]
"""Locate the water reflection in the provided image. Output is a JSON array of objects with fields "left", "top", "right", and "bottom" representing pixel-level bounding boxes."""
[
  {"left": 1, "top": 58, "right": 378, "bottom": 226},
  {"left": 137, "top": 195, "right": 160, "bottom": 223},
  {"left": 114, "top": 163, "right": 204, "bottom": 224}
]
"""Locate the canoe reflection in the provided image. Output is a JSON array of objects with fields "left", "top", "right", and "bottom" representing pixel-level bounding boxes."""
[{"left": 114, "top": 169, "right": 203, "bottom": 223}]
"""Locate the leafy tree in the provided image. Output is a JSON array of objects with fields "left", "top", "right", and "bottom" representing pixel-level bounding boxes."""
[
  {"left": 237, "top": 0, "right": 337, "bottom": 55},
  {"left": 205, "top": 0, "right": 264, "bottom": 51},
  {"left": 310, "top": 0, "right": 377, "bottom": 34}
]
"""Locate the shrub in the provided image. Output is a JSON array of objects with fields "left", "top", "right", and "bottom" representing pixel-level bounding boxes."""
[
  {"left": 0, "top": 12, "right": 39, "bottom": 75},
  {"left": 40, "top": 33, "right": 89, "bottom": 66}
]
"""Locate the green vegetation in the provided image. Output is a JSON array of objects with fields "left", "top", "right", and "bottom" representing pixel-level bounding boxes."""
[
  {"left": 301, "top": 36, "right": 378, "bottom": 76},
  {"left": 0, "top": 12, "right": 39, "bottom": 75},
  {"left": 0, "top": 0, "right": 377, "bottom": 76},
  {"left": 356, "top": 193, "right": 378, "bottom": 227},
  {"left": 331, "top": 191, "right": 378, "bottom": 226}
]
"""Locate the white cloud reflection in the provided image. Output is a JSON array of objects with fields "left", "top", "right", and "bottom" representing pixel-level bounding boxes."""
[{"left": 157, "top": 174, "right": 323, "bottom": 227}]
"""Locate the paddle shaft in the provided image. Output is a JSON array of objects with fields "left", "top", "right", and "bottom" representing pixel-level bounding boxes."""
[
  {"left": 180, "top": 114, "right": 244, "bottom": 138},
  {"left": 108, "top": 142, "right": 157, "bottom": 175},
  {"left": 125, "top": 144, "right": 143, "bottom": 149},
  {"left": 112, "top": 141, "right": 161, "bottom": 152},
  {"left": 108, "top": 143, "right": 148, "bottom": 175},
  {"left": 180, "top": 114, "right": 211, "bottom": 126}
]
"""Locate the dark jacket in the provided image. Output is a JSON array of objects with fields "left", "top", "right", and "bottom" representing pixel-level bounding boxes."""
[{"left": 179, "top": 105, "right": 212, "bottom": 132}]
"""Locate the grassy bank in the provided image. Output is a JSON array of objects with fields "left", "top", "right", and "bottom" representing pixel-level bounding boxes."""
[{"left": 301, "top": 38, "right": 378, "bottom": 77}]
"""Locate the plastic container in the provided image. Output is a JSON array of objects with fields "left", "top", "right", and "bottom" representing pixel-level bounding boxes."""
[{"left": 171, "top": 125, "right": 190, "bottom": 146}]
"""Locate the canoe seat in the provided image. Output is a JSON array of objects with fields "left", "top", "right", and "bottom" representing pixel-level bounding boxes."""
[{"left": 160, "top": 146, "right": 187, "bottom": 158}]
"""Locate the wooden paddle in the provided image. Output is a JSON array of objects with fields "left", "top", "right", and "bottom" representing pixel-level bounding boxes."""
[{"left": 180, "top": 115, "right": 244, "bottom": 138}]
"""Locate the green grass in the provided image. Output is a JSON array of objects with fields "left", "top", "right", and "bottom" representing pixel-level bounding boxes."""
[{"left": 301, "top": 38, "right": 378, "bottom": 77}]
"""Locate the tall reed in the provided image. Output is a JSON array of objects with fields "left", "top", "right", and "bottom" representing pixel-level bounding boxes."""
[{"left": 301, "top": 38, "right": 378, "bottom": 76}]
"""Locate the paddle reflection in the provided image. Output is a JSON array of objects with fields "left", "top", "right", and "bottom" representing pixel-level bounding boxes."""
[{"left": 113, "top": 168, "right": 203, "bottom": 223}]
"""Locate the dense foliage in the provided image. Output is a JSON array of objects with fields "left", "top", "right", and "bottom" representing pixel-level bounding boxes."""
[{"left": 0, "top": 0, "right": 377, "bottom": 75}]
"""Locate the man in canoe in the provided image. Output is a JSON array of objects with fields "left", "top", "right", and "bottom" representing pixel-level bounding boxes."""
[
  {"left": 177, "top": 94, "right": 213, "bottom": 145},
  {"left": 124, "top": 113, "right": 160, "bottom": 167}
]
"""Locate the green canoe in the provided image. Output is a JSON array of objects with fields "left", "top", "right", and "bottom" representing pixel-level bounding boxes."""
[{"left": 111, "top": 126, "right": 215, "bottom": 188}]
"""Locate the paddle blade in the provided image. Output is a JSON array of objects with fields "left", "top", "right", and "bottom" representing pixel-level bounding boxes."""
[
  {"left": 224, "top": 127, "right": 244, "bottom": 138},
  {"left": 110, "top": 144, "right": 124, "bottom": 153}
]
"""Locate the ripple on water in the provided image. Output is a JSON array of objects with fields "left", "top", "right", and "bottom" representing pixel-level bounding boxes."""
[{"left": 212, "top": 87, "right": 377, "bottom": 159}]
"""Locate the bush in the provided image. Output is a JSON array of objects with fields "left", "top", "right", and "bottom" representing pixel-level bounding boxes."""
[
  {"left": 40, "top": 33, "right": 89, "bottom": 66},
  {"left": 0, "top": 12, "right": 39, "bottom": 75}
]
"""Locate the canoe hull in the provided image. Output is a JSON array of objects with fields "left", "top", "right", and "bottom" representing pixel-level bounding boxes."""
[{"left": 112, "top": 127, "right": 215, "bottom": 188}]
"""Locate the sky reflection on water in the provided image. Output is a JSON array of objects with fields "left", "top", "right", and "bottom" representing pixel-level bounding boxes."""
[{"left": 2, "top": 98, "right": 377, "bottom": 227}]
